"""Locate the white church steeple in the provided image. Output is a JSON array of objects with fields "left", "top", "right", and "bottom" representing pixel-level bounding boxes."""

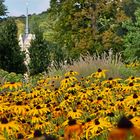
[
  {"left": 19, "top": 0, "right": 35, "bottom": 80},
  {"left": 25, "top": 1, "right": 29, "bottom": 35}
]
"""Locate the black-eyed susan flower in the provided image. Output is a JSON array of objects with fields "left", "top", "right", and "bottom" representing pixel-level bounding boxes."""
[
  {"left": 125, "top": 76, "right": 140, "bottom": 83},
  {"left": 2, "top": 82, "right": 22, "bottom": 90},
  {"left": 52, "top": 107, "right": 63, "bottom": 118},
  {"left": 10, "top": 101, "right": 30, "bottom": 115},
  {"left": 92, "top": 68, "right": 108, "bottom": 79},
  {"left": 31, "top": 115, "right": 45, "bottom": 124},
  {"left": 131, "top": 116, "right": 140, "bottom": 129},
  {"left": 28, "top": 104, "right": 50, "bottom": 116},
  {"left": 60, "top": 75, "right": 77, "bottom": 89},
  {"left": 108, "top": 116, "right": 140, "bottom": 140},
  {"left": 85, "top": 117, "right": 112, "bottom": 139},
  {"left": 64, "top": 118, "right": 83, "bottom": 140},
  {"left": 67, "top": 108, "right": 83, "bottom": 119},
  {"left": 0, "top": 117, "right": 20, "bottom": 135},
  {"left": 64, "top": 70, "right": 79, "bottom": 77}
]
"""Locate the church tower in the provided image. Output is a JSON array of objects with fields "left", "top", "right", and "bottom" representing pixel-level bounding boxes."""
[
  {"left": 19, "top": 0, "right": 35, "bottom": 78},
  {"left": 25, "top": 1, "right": 29, "bottom": 35}
]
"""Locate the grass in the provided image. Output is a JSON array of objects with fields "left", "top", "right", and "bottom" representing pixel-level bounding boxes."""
[{"left": 48, "top": 49, "right": 140, "bottom": 79}]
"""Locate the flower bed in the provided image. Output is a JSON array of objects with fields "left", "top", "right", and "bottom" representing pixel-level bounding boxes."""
[{"left": 0, "top": 69, "right": 140, "bottom": 139}]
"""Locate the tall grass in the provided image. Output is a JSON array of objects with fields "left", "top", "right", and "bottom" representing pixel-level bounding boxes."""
[{"left": 48, "top": 49, "right": 140, "bottom": 79}]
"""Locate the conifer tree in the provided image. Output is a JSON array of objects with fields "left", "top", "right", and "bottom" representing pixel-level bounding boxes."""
[
  {"left": 0, "top": 18, "right": 26, "bottom": 74},
  {"left": 0, "top": 0, "right": 7, "bottom": 16},
  {"left": 29, "top": 26, "right": 51, "bottom": 75}
]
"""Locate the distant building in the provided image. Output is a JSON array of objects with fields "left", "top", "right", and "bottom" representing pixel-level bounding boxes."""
[{"left": 19, "top": 1, "right": 35, "bottom": 77}]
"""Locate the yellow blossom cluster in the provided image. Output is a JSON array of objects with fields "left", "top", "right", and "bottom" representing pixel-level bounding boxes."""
[{"left": 0, "top": 69, "right": 140, "bottom": 139}]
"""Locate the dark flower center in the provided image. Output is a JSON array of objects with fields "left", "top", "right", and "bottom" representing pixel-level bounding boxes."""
[
  {"left": 108, "top": 85, "right": 112, "bottom": 88},
  {"left": 36, "top": 105, "right": 41, "bottom": 109},
  {"left": 17, "top": 133, "right": 24, "bottom": 139},
  {"left": 68, "top": 117, "right": 76, "bottom": 126},
  {"left": 107, "top": 112, "right": 115, "bottom": 117},
  {"left": 65, "top": 96, "right": 68, "bottom": 100},
  {"left": 127, "top": 115, "right": 133, "bottom": 120},
  {"left": 10, "top": 82, "right": 15, "bottom": 84},
  {"left": 97, "top": 97, "right": 102, "bottom": 100},
  {"left": 70, "top": 70, "right": 73, "bottom": 73},
  {"left": 129, "top": 82, "right": 134, "bottom": 86},
  {"left": 21, "top": 119, "right": 26, "bottom": 123},
  {"left": 46, "top": 111, "right": 51, "bottom": 115},
  {"left": 98, "top": 68, "right": 102, "bottom": 72},
  {"left": 108, "top": 77, "right": 113, "bottom": 80},
  {"left": 130, "top": 106, "right": 133, "bottom": 109},
  {"left": 77, "top": 102, "right": 81, "bottom": 105},
  {"left": 34, "top": 129, "right": 42, "bottom": 137},
  {"left": 55, "top": 108, "right": 60, "bottom": 111},
  {"left": 47, "top": 104, "right": 50, "bottom": 107},
  {"left": 133, "top": 108, "right": 137, "bottom": 112},
  {"left": 16, "top": 101, "right": 22, "bottom": 105},
  {"left": 133, "top": 94, "right": 138, "bottom": 99},
  {"left": 95, "top": 119, "right": 100, "bottom": 125},
  {"left": 131, "top": 76, "right": 135, "bottom": 79},
  {"left": 117, "top": 116, "right": 133, "bottom": 128},
  {"left": 96, "top": 130, "right": 100, "bottom": 134},
  {"left": 86, "top": 118, "right": 91, "bottom": 122},
  {"left": 119, "top": 98, "right": 124, "bottom": 101},
  {"left": 1, "top": 117, "right": 8, "bottom": 124}
]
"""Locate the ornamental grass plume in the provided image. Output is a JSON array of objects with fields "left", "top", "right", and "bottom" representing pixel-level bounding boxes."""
[{"left": 108, "top": 116, "right": 140, "bottom": 140}]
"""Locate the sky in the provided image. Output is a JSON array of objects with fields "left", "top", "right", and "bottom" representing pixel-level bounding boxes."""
[{"left": 4, "top": 0, "right": 50, "bottom": 16}]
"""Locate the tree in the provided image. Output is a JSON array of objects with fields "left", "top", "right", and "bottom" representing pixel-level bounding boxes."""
[
  {"left": 29, "top": 25, "right": 51, "bottom": 75},
  {"left": 0, "top": 0, "right": 7, "bottom": 16},
  {"left": 122, "top": 8, "right": 140, "bottom": 62},
  {"left": 48, "top": 0, "right": 130, "bottom": 61},
  {"left": 0, "top": 18, "right": 26, "bottom": 73}
]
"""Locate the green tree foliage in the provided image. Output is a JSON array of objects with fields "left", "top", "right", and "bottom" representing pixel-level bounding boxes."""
[
  {"left": 29, "top": 25, "right": 51, "bottom": 75},
  {"left": 47, "top": 0, "right": 130, "bottom": 60},
  {"left": 0, "top": 0, "right": 7, "bottom": 16},
  {"left": 0, "top": 18, "right": 26, "bottom": 74},
  {"left": 50, "top": 43, "right": 66, "bottom": 69},
  {"left": 122, "top": 8, "right": 140, "bottom": 62}
]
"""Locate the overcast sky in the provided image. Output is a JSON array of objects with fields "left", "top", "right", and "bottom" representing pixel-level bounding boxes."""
[{"left": 4, "top": 0, "right": 50, "bottom": 16}]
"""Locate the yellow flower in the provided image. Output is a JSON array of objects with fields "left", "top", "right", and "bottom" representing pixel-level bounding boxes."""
[
  {"left": 2, "top": 82, "right": 22, "bottom": 90},
  {"left": 85, "top": 117, "right": 112, "bottom": 139},
  {"left": 122, "top": 82, "right": 139, "bottom": 92},
  {"left": 0, "top": 134, "right": 6, "bottom": 140},
  {"left": 0, "top": 118, "right": 20, "bottom": 134},
  {"left": 10, "top": 102, "right": 30, "bottom": 115},
  {"left": 91, "top": 68, "right": 108, "bottom": 79},
  {"left": 131, "top": 117, "right": 140, "bottom": 128},
  {"left": 60, "top": 76, "right": 77, "bottom": 89},
  {"left": 125, "top": 76, "right": 140, "bottom": 83},
  {"left": 31, "top": 116, "right": 45, "bottom": 124},
  {"left": 64, "top": 70, "right": 79, "bottom": 77},
  {"left": 67, "top": 109, "right": 83, "bottom": 119},
  {"left": 28, "top": 104, "right": 50, "bottom": 116},
  {"left": 124, "top": 93, "right": 140, "bottom": 105}
]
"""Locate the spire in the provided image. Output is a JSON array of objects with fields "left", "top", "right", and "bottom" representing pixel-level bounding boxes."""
[{"left": 25, "top": 1, "right": 29, "bottom": 35}]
